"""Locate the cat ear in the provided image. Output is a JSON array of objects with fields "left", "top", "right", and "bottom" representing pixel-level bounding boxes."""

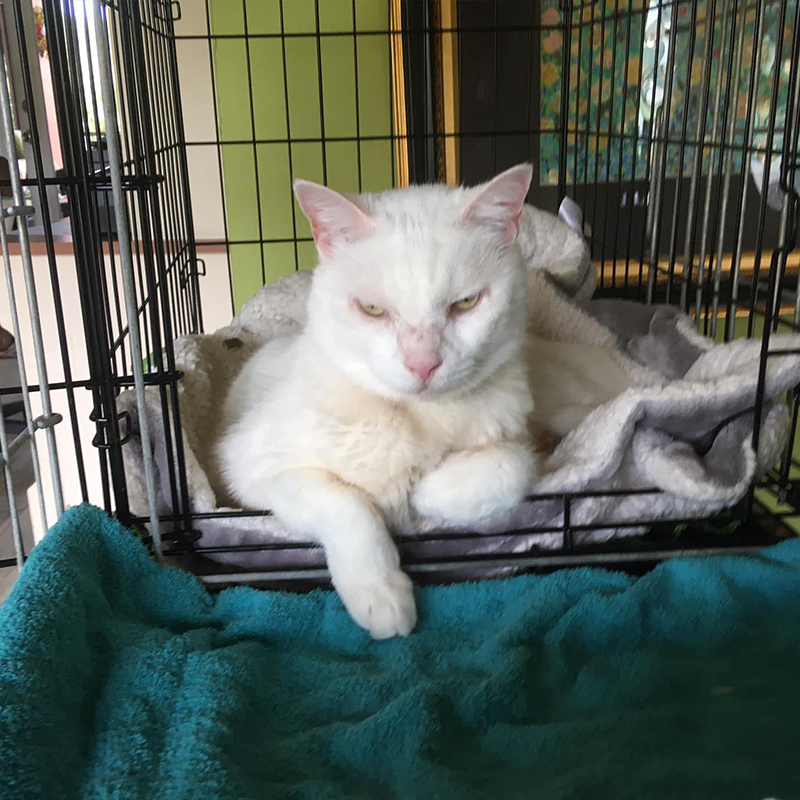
[
  {"left": 294, "top": 180, "right": 374, "bottom": 258},
  {"left": 459, "top": 163, "right": 533, "bottom": 244}
]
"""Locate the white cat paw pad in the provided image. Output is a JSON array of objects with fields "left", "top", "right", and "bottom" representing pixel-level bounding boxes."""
[{"left": 338, "top": 570, "right": 417, "bottom": 640}]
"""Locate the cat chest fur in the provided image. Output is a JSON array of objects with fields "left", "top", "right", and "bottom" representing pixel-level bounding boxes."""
[
  {"left": 219, "top": 343, "right": 534, "bottom": 530},
  {"left": 298, "top": 363, "right": 533, "bottom": 527}
]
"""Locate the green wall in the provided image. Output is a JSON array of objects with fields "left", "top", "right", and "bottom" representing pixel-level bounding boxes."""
[{"left": 209, "top": 0, "right": 396, "bottom": 310}]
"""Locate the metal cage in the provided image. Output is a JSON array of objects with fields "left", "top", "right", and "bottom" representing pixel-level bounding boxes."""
[{"left": 1, "top": 0, "right": 799, "bottom": 591}]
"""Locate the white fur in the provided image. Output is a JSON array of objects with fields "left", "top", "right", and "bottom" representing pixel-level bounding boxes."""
[
  {"left": 527, "top": 336, "right": 632, "bottom": 438},
  {"left": 218, "top": 165, "right": 541, "bottom": 638}
]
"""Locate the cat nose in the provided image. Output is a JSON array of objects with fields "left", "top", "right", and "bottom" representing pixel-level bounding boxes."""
[{"left": 404, "top": 355, "right": 442, "bottom": 382}]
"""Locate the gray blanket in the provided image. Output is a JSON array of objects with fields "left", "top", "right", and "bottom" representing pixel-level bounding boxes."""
[{"left": 119, "top": 204, "right": 799, "bottom": 570}]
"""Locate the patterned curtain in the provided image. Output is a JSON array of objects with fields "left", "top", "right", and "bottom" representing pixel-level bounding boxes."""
[{"left": 539, "top": 0, "right": 798, "bottom": 187}]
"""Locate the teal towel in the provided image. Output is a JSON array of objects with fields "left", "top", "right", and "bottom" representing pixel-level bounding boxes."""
[{"left": 1, "top": 505, "right": 800, "bottom": 800}]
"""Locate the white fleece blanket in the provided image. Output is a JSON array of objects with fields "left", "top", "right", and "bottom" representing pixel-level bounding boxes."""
[{"left": 119, "top": 204, "right": 798, "bottom": 570}]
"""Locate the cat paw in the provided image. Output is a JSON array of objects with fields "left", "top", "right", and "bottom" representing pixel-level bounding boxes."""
[
  {"left": 336, "top": 570, "right": 417, "bottom": 640},
  {"left": 412, "top": 463, "right": 490, "bottom": 525},
  {"left": 412, "top": 447, "right": 536, "bottom": 526}
]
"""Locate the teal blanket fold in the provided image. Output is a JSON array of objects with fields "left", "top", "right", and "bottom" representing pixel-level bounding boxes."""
[{"left": 2, "top": 505, "right": 800, "bottom": 800}]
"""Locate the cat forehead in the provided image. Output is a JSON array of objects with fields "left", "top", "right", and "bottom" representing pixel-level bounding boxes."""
[
  {"left": 353, "top": 220, "right": 499, "bottom": 285},
  {"left": 318, "top": 182, "right": 521, "bottom": 298},
  {"left": 358, "top": 184, "right": 473, "bottom": 224},
  {"left": 357, "top": 185, "right": 500, "bottom": 270}
]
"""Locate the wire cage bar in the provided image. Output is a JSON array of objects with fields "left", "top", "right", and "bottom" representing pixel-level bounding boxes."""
[
  {"left": 0, "top": 0, "right": 200, "bottom": 574},
  {"left": 88, "top": 0, "right": 162, "bottom": 557},
  {"left": 1, "top": 0, "right": 799, "bottom": 588}
]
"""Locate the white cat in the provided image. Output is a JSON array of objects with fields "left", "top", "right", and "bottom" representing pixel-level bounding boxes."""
[
  {"left": 527, "top": 336, "right": 632, "bottom": 438},
  {"left": 217, "top": 164, "right": 542, "bottom": 639}
]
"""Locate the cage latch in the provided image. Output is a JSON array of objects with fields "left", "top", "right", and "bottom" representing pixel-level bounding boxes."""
[
  {"left": 2, "top": 204, "right": 35, "bottom": 219},
  {"left": 180, "top": 257, "right": 206, "bottom": 289},
  {"left": 90, "top": 408, "right": 132, "bottom": 450},
  {"left": 0, "top": 412, "right": 63, "bottom": 467}
]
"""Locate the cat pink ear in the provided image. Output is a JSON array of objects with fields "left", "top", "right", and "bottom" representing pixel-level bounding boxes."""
[
  {"left": 459, "top": 163, "right": 533, "bottom": 244},
  {"left": 294, "top": 180, "right": 374, "bottom": 258}
]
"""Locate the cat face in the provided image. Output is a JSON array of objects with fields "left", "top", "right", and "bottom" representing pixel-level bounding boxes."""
[{"left": 295, "top": 164, "right": 533, "bottom": 400}]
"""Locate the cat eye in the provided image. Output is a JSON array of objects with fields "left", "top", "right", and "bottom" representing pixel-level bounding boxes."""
[
  {"left": 450, "top": 292, "right": 482, "bottom": 314},
  {"left": 357, "top": 301, "right": 388, "bottom": 318}
]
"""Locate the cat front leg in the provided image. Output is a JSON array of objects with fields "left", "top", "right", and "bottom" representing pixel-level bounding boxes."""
[
  {"left": 266, "top": 468, "right": 417, "bottom": 639},
  {"left": 412, "top": 442, "right": 538, "bottom": 526}
]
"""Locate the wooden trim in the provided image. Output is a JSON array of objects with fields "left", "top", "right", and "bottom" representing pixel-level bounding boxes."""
[
  {"left": 723, "top": 306, "right": 797, "bottom": 319},
  {"left": 389, "top": 0, "right": 409, "bottom": 188},
  {"left": 2, "top": 237, "right": 229, "bottom": 257},
  {"left": 436, "top": 0, "right": 459, "bottom": 184},
  {"left": 3, "top": 237, "right": 75, "bottom": 256}
]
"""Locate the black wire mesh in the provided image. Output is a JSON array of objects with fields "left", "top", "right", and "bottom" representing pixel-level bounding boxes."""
[{"left": 1, "top": 0, "right": 799, "bottom": 577}]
